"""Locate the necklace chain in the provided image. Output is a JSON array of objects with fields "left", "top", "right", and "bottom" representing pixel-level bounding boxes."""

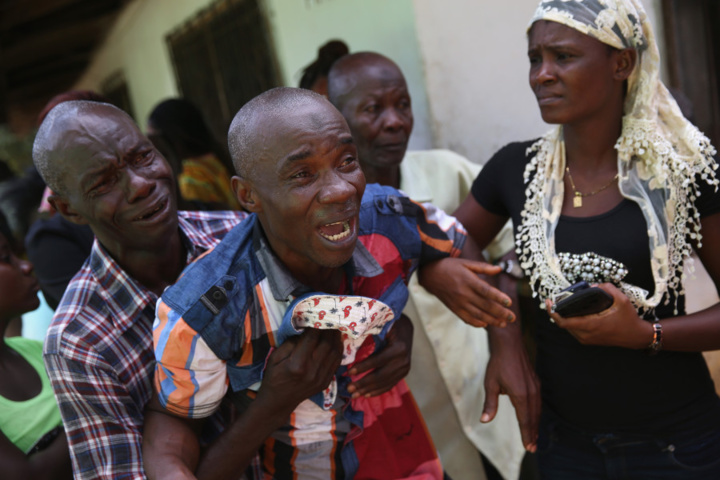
[{"left": 565, "top": 166, "right": 619, "bottom": 208}]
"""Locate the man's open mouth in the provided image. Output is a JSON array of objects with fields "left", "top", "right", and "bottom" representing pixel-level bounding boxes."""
[
  {"left": 318, "top": 220, "right": 351, "bottom": 242},
  {"left": 134, "top": 200, "right": 165, "bottom": 221}
]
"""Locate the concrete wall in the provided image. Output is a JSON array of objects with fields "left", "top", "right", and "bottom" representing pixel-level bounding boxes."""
[
  {"left": 412, "top": 0, "right": 664, "bottom": 164},
  {"left": 75, "top": 0, "right": 433, "bottom": 151},
  {"left": 75, "top": 0, "right": 217, "bottom": 128},
  {"left": 264, "top": 0, "right": 432, "bottom": 150},
  {"left": 76, "top": 0, "right": 664, "bottom": 157}
]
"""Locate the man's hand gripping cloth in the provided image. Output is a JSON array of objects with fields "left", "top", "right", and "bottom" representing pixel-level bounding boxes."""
[{"left": 277, "top": 293, "right": 395, "bottom": 410}]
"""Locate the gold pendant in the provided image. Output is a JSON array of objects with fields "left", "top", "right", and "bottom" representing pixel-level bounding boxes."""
[{"left": 573, "top": 194, "right": 583, "bottom": 208}]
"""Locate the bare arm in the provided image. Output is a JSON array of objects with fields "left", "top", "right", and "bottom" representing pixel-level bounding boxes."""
[
  {"left": 662, "top": 210, "right": 720, "bottom": 350},
  {"left": 0, "top": 430, "right": 72, "bottom": 480},
  {"left": 419, "top": 195, "right": 516, "bottom": 327},
  {"left": 423, "top": 194, "right": 541, "bottom": 451},
  {"left": 483, "top": 322, "right": 540, "bottom": 453},
  {"left": 454, "top": 193, "right": 509, "bottom": 254},
  {"left": 143, "top": 402, "right": 200, "bottom": 480}
]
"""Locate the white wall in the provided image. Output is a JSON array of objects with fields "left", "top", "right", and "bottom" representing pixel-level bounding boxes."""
[
  {"left": 75, "top": 0, "right": 433, "bottom": 151},
  {"left": 264, "top": 0, "right": 432, "bottom": 150},
  {"left": 75, "top": 0, "right": 217, "bottom": 128},
  {"left": 75, "top": 0, "right": 664, "bottom": 158},
  {"left": 412, "top": 0, "right": 663, "bottom": 165}
]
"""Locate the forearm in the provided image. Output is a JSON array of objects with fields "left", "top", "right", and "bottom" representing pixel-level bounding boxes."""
[
  {"left": 0, "top": 432, "right": 72, "bottom": 480},
  {"left": 484, "top": 312, "right": 540, "bottom": 451},
  {"left": 459, "top": 232, "right": 488, "bottom": 263},
  {"left": 488, "top": 319, "right": 525, "bottom": 355},
  {"left": 28, "top": 434, "right": 73, "bottom": 480},
  {"left": 196, "top": 397, "right": 295, "bottom": 480},
  {"left": 652, "top": 303, "right": 720, "bottom": 352},
  {"left": 143, "top": 409, "right": 200, "bottom": 480}
]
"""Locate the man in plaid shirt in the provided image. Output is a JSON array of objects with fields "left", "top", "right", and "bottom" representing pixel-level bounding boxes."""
[{"left": 32, "top": 100, "right": 248, "bottom": 479}]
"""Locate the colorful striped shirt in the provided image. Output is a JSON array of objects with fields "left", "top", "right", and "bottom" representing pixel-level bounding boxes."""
[
  {"left": 154, "top": 184, "right": 466, "bottom": 479},
  {"left": 43, "top": 210, "right": 247, "bottom": 480}
]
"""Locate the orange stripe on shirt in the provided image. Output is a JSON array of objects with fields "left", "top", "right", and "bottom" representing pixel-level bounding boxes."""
[
  {"left": 158, "top": 319, "right": 203, "bottom": 413},
  {"left": 263, "top": 437, "right": 276, "bottom": 478},
  {"left": 255, "top": 283, "right": 276, "bottom": 347},
  {"left": 417, "top": 225, "right": 455, "bottom": 254},
  {"left": 289, "top": 411, "right": 299, "bottom": 480},
  {"left": 329, "top": 409, "right": 338, "bottom": 479},
  {"left": 237, "top": 310, "right": 254, "bottom": 367},
  {"left": 153, "top": 302, "right": 172, "bottom": 344},
  {"left": 411, "top": 199, "right": 449, "bottom": 231}
]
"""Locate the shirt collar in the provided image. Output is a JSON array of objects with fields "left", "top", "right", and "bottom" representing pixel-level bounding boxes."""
[
  {"left": 177, "top": 213, "right": 224, "bottom": 259},
  {"left": 88, "top": 213, "right": 220, "bottom": 332},
  {"left": 399, "top": 152, "right": 434, "bottom": 203},
  {"left": 251, "top": 220, "right": 384, "bottom": 301}
]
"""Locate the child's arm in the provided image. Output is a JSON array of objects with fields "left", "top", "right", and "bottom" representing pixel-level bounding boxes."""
[{"left": 0, "top": 429, "right": 72, "bottom": 480}]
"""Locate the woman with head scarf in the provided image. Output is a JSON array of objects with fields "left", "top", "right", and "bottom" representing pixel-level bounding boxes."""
[{"left": 424, "top": 0, "right": 720, "bottom": 478}]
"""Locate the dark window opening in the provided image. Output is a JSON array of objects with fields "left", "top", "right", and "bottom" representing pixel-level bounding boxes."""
[
  {"left": 662, "top": 0, "right": 720, "bottom": 147},
  {"left": 166, "top": 0, "right": 280, "bottom": 147}
]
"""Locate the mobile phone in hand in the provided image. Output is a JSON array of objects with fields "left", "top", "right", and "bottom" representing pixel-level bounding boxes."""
[{"left": 551, "top": 281, "right": 614, "bottom": 317}]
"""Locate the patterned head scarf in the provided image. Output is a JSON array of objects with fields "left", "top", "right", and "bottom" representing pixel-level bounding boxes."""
[{"left": 518, "top": 0, "right": 718, "bottom": 314}]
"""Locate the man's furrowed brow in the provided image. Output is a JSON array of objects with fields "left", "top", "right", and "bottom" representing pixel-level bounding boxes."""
[
  {"left": 79, "top": 165, "right": 111, "bottom": 191},
  {"left": 280, "top": 135, "right": 355, "bottom": 167},
  {"left": 284, "top": 149, "right": 313, "bottom": 165}
]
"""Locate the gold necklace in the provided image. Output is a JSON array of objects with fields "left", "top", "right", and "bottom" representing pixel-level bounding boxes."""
[{"left": 565, "top": 166, "right": 618, "bottom": 208}]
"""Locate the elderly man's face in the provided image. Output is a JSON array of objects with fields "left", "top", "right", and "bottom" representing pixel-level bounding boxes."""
[
  {"left": 337, "top": 63, "right": 413, "bottom": 174},
  {"left": 52, "top": 107, "right": 177, "bottom": 254},
  {"left": 242, "top": 99, "right": 365, "bottom": 277}
]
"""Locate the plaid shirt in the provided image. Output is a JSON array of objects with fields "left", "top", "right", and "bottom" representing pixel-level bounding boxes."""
[{"left": 44, "top": 210, "right": 247, "bottom": 480}]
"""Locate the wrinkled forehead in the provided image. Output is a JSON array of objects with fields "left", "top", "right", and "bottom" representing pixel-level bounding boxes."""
[
  {"left": 59, "top": 106, "right": 141, "bottom": 149},
  {"left": 350, "top": 61, "right": 407, "bottom": 96},
  {"left": 247, "top": 98, "right": 351, "bottom": 172},
  {"left": 529, "top": 0, "right": 645, "bottom": 50},
  {"left": 267, "top": 98, "right": 349, "bottom": 136},
  {"left": 47, "top": 109, "right": 147, "bottom": 182}
]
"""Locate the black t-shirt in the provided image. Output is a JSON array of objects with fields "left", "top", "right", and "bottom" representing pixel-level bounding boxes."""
[{"left": 472, "top": 140, "right": 720, "bottom": 433}]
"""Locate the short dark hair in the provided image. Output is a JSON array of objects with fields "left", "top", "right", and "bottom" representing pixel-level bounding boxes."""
[
  {"left": 327, "top": 52, "right": 404, "bottom": 109},
  {"left": 299, "top": 40, "right": 349, "bottom": 90},
  {"left": 228, "top": 87, "right": 328, "bottom": 179}
]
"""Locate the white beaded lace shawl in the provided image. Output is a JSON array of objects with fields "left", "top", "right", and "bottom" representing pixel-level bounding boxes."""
[{"left": 518, "top": 0, "right": 718, "bottom": 314}]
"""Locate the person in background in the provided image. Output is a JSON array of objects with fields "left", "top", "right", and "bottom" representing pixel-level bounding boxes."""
[
  {"left": 147, "top": 98, "right": 240, "bottom": 210},
  {"left": 0, "top": 211, "right": 72, "bottom": 479},
  {"left": 299, "top": 39, "right": 349, "bottom": 96},
  {"left": 0, "top": 166, "right": 45, "bottom": 256},
  {"left": 422, "top": 0, "right": 720, "bottom": 478},
  {"left": 327, "top": 52, "right": 529, "bottom": 480},
  {"left": 0, "top": 160, "right": 19, "bottom": 253}
]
